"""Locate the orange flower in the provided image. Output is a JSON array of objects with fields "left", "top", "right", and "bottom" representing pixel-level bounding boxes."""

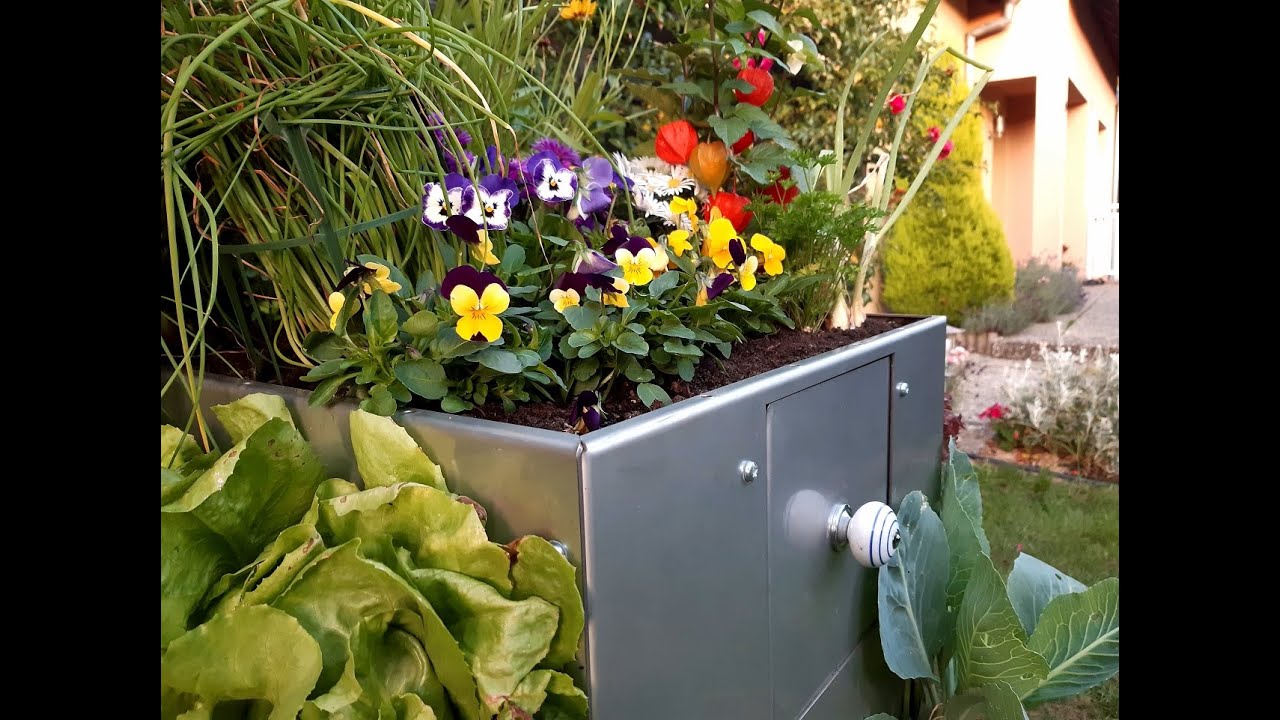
[
  {"left": 655, "top": 120, "right": 698, "bottom": 165},
  {"left": 687, "top": 141, "right": 729, "bottom": 191},
  {"left": 734, "top": 67, "right": 775, "bottom": 106}
]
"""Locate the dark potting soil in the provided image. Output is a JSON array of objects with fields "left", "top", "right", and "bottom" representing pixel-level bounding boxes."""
[{"left": 466, "top": 316, "right": 910, "bottom": 432}]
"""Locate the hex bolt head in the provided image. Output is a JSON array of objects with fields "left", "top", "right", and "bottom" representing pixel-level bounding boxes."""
[
  {"left": 896, "top": 381, "right": 910, "bottom": 397},
  {"left": 738, "top": 460, "right": 759, "bottom": 484}
]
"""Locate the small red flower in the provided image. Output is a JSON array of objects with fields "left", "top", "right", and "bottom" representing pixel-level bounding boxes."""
[
  {"left": 1015, "top": 543, "right": 1024, "bottom": 554},
  {"left": 939, "top": 140, "right": 954, "bottom": 160},
  {"left": 888, "top": 94, "right": 906, "bottom": 114},
  {"left": 927, "top": 126, "right": 941, "bottom": 143},
  {"left": 731, "top": 129, "right": 755, "bottom": 154},
  {"left": 763, "top": 166, "right": 798, "bottom": 206},
  {"left": 734, "top": 67, "right": 775, "bottom": 107},
  {"left": 655, "top": 120, "right": 698, "bottom": 165},
  {"left": 704, "top": 191, "right": 753, "bottom": 233},
  {"left": 978, "top": 403, "right": 1005, "bottom": 420}
]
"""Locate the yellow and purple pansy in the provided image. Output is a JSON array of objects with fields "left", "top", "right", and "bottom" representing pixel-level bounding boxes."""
[
  {"left": 750, "top": 234, "right": 786, "bottom": 275},
  {"left": 441, "top": 266, "right": 510, "bottom": 343},
  {"left": 570, "top": 390, "right": 603, "bottom": 433}
]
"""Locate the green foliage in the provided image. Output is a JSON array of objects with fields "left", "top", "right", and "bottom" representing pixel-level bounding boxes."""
[
  {"left": 749, "top": 191, "right": 881, "bottom": 329},
  {"left": 160, "top": 395, "right": 588, "bottom": 719},
  {"left": 881, "top": 72, "right": 1012, "bottom": 325},
  {"left": 868, "top": 443, "right": 1119, "bottom": 720},
  {"left": 963, "top": 260, "right": 1085, "bottom": 334}
]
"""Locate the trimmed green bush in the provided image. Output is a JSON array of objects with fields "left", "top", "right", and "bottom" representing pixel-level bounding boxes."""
[{"left": 881, "top": 73, "right": 1014, "bottom": 326}]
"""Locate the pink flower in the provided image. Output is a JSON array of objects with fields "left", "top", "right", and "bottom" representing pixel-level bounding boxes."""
[
  {"left": 978, "top": 403, "right": 1006, "bottom": 420},
  {"left": 927, "top": 126, "right": 941, "bottom": 142},
  {"left": 940, "top": 140, "right": 954, "bottom": 160},
  {"left": 1015, "top": 543, "right": 1024, "bottom": 553},
  {"left": 888, "top": 94, "right": 906, "bottom": 114}
]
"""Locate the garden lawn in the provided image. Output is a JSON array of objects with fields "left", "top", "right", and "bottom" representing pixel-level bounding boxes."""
[{"left": 979, "top": 463, "right": 1120, "bottom": 720}]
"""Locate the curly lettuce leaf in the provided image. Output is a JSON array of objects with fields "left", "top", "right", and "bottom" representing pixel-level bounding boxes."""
[
  {"left": 350, "top": 409, "right": 447, "bottom": 491},
  {"left": 161, "top": 425, "right": 203, "bottom": 468},
  {"left": 509, "top": 536, "right": 584, "bottom": 669},
  {"left": 212, "top": 392, "right": 297, "bottom": 444}
]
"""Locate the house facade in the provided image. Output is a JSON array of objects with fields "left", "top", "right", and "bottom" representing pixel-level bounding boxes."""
[{"left": 930, "top": 0, "right": 1119, "bottom": 279}]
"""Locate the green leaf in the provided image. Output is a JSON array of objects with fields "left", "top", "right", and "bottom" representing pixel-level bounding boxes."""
[
  {"left": 622, "top": 357, "right": 655, "bottom": 383},
  {"left": 613, "top": 331, "right": 650, "bottom": 355},
  {"left": 567, "top": 331, "right": 596, "bottom": 349},
  {"left": 477, "top": 348, "right": 524, "bottom": 374},
  {"left": 662, "top": 339, "right": 703, "bottom": 356},
  {"left": 515, "top": 349, "right": 542, "bottom": 368},
  {"left": 300, "top": 358, "right": 356, "bottom": 382},
  {"left": 161, "top": 606, "right": 323, "bottom": 720},
  {"left": 657, "top": 320, "right": 696, "bottom": 340},
  {"left": 954, "top": 556, "right": 1049, "bottom": 698},
  {"left": 163, "top": 419, "right": 325, "bottom": 563},
  {"left": 509, "top": 536, "right": 585, "bottom": 668},
  {"left": 160, "top": 512, "right": 236, "bottom": 648},
  {"left": 717, "top": 342, "right": 733, "bottom": 359},
  {"left": 404, "top": 567, "right": 558, "bottom": 715},
  {"left": 304, "top": 331, "right": 347, "bottom": 361},
  {"left": 648, "top": 270, "right": 681, "bottom": 297},
  {"left": 395, "top": 359, "right": 449, "bottom": 401},
  {"left": 364, "top": 290, "right": 399, "bottom": 347},
  {"left": 161, "top": 425, "right": 202, "bottom": 469},
  {"left": 708, "top": 114, "right": 751, "bottom": 147},
  {"left": 1024, "top": 578, "right": 1119, "bottom": 705},
  {"left": 361, "top": 384, "right": 397, "bottom": 416},
  {"left": 309, "top": 373, "right": 355, "bottom": 407},
  {"left": 207, "top": 522, "right": 325, "bottom": 614},
  {"left": 942, "top": 443, "right": 992, "bottom": 553},
  {"left": 577, "top": 342, "right": 602, "bottom": 359},
  {"left": 1006, "top": 553, "right": 1087, "bottom": 635},
  {"left": 745, "top": 8, "right": 784, "bottom": 34},
  {"left": 503, "top": 670, "right": 588, "bottom": 719},
  {"left": 573, "top": 356, "right": 600, "bottom": 382},
  {"left": 636, "top": 383, "right": 672, "bottom": 408},
  {"left": 562, "top": 306, "right": 599, "bottom": 331},
  {"left": 500, "top": 244, "right": 526, "bottom": 274},
  {"left": 440, "top": 395, "right": 472, "bottom": 413},
  {"left": 732, "top": 104, "right": 794, "bottom": 147},
  {"left": 943, "top": 682, "right": 1026, "bottom": 720},
  {"left": 318, "top": 483, "right": 512, "bottom": 594},
  {"left": 403, "top": 310, "right": 440, "bottom": 337},
  {"left": 271, "top": 542, "right": 482, "bottom": 720},
  {"left": 211, "top": 393, "right": 296, "bottom": 444},
  {"left": 350, "top": 409, "right": 447, "bottom": 491},
  {"left": 940, "top": 442, "right": 992, "bottom": 637},
  {"left": 721, "top": 77, "right": 757, "bottom": 94},
  {"left": 877, "top": 492, "right": 948, "bottom": 681},
  {"left": 660, "top": 81, "right": 711, "bottom": 101}
]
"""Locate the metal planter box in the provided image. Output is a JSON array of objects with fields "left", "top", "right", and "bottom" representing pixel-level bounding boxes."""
[{"left": 162, "top": 314, "right": 945, "bottom": 720}]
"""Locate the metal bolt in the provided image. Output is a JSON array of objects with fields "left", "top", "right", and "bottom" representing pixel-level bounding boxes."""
[
  {"left": 738, "top": 460, "right": 759, "bottom": 484},
  {"left": 548, "top": 540, "right": 571, "bottom": 562},
  {"left": 896, "top": 381, "right": 910, "bottom": 397},
  {"left": 828, "top": 503, "right": 853, "bottom": 550}
]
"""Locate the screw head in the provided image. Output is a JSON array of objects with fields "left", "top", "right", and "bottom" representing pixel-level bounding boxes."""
[
  {"left": 896, "top": 381, "right": 910, "bottom": 397},
  {"left": 548, "top": 540, "right": 571, "bottom": 562},
  {"left": 738, "top": 460, "right": 759, "bottom": 484}
]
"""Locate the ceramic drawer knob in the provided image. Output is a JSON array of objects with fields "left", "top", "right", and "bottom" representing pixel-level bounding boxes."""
[{"left": 848, "top": 501, "right": 900, "bottom": 569}]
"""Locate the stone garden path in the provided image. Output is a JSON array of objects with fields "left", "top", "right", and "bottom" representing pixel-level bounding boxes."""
[{"left": 952, "top": 282, "right": 1119, "bottom": 457}]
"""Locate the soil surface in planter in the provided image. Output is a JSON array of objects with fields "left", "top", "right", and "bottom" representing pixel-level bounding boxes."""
[
  {"left": 467, "top": 317, "right": 909, "bottom": 432},
  {"left": 196, "top": 317, "right": 912, "bottom": 434}
]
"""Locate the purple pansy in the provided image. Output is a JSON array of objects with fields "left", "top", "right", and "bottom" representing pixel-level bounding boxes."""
[
  {"left": 443, "top": 149, "right": 476, "bottom": 174},
  {"left": 729, "top": 238, "right": 747, "bottom": 266},
  {"left": 601, "top": 225, "right": 651, "bottom": 256},
  {"left": 530, "top": 137, "right": 582, "bottom": 169},
  {"left": 425, "top": 112, "right": 473, "bottom": 149},
  {"left": 576, "top": 157, "right": 616, "bottom": 215},
  {"left": 554, "top": 270, "right": 614, "bottom": 295},
  {"left": 570, "top": 390, "right": 602, "bottom": 433},
  {"left": 573, "top": 248, "right": 618, "bottom": 275},
  {"left": 707, "top": 273, "right": 734, "bottom": 300},
  {"left": 528, "top": 152, "right": 578, "bottom": 204},
  {"left": 457, "top": 175, "right": 515, "bottom": 230},
  {"left": 441, "top": 265, "right": 506, "bottom": 302}
]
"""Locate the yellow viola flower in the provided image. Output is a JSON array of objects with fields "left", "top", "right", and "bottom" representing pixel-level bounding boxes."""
[
  {"left": 359, "top": 262, "right": 402, "bottom": 295},
  {"left": 645, "top": 238, "right": 670, "bottom": 272},
  {"left": 667, "top": 229, "right": 693, "bottom": 256},
  {"left": 472, "top": 232, "right": 500, "bottom": 266},
  {"left": 328, "top": 291, "right": 346, "bottom": 331},
  {"left": 736, "top": 255, "right": 759, "bottom": 291},
  {"left": 550, "top": 288, "right": 580, "bottom": 314},
  {"left": 750, "top": 233, "right": 787, "bottom": 275},
  {"left": 615, "top": 247, "right": 656, "bottom": 286},
  {"left": 559, "top": 0, "right": 597, "bottom": 21},
  {"left": 705, "top": 217, "right": 739, "bottom": 269},
  {"left": 603, "top": 277, "right": 630, "bottom": 308},
  {"left": 449, "top": 282, "right": 510, "bottom": 342},
  {"left": 668, "top": 196, "right": 699, "bottom": 231}
]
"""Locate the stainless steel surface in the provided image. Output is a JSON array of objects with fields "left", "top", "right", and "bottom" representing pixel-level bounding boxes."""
[
  {"left": 895, "top": 381, "right": 910, "bottom": 397},
  {"left": 160, "top": 314, "right": 946, "bottom": 720},
  {"left": 740, "top": 459, "right": 760, "bottom": 484},
  {"left": 828, "top": 504, "right": 853, "bottom": 550},
  {"left": 765, "top": 358, "right": 890, "bottom": 720}
]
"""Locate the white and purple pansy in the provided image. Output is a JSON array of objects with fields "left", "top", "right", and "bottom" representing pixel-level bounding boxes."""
[
  {"left": 528, "top": 151, "right": 578, "bottom": 204},
  {"left": 422, "top": 173, "right": 470, "bottom": 231},
  {"left": 576, "top": 157, "right": 617, "bottom": 216},
  {"left": 459, "top": 174, "right": 515, "bottom": 231}
]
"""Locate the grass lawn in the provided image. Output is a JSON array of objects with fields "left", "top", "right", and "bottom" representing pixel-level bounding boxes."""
[{"left": 979, "top": 462, "right": 1120, "bottom": 720}]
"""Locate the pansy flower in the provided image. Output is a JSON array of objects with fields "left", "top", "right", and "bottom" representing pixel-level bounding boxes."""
[
  {"left": 528, "top": 151, "right": 578, "bottom": 204},
  {"left": 422, "top": 174, "right": 469, "bottom": 231},
  {"left": 473, "top": 233, "right": 500, "bottom": 265},
  {"left": 549, "top": 288, "right": 580, "bottom": 314},
  {"left": 576, "top": 157, "right": 617, "bottom": 216},
  {"left": 442, "top": 266, "right": 509, "bottom": 342},
  {"left": 570, "top": 390, "right": 603, "bottom": 434},
  {"left": 530, "top": 137, "right": 582, "bottom": 169},
  {"left": 696, "top": 272, "right": 736, "bottom": 306},
  {"left": 668, "top": 196, "right": 699, "bottom": 231},
  {"left": 327, "top": 291, "right": 346, "bottom": 331},
  {"left": 666, "top": 229, "right": 693, "bottom": 256},
  {"left": 704, "top": 217, "right": 740, "bottom": 268},
  {"left": 347, "top": 261, "right": 401, "bottom": 295},
  {"left": 645, "top": 237, "right": 670, "bottom": 273},
  {"left": 573, "top": 247, "right": 618, "bottom": 276},
  {"left": 459, "top": 175, "right": 516, "bottom": 230},
  {"left": 750, "top": 234, "right": 786, "bottom": 275},
  {"left": 616, "top": 246, "right": 657, "bottom": 286},
  {"left": 602, "top": 277, "right": 631, "bottom": 307}
]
